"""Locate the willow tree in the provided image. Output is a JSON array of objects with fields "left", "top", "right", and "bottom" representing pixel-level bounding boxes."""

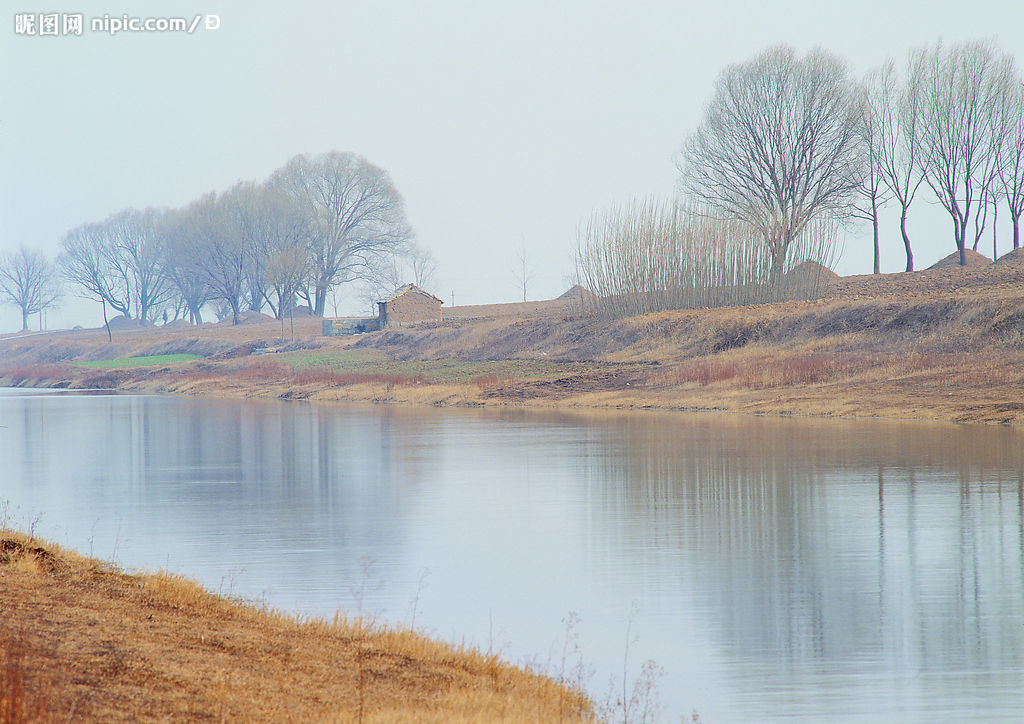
[
  {"left": 268, "top": 152, "right": 412, "bottom": 316},
  {"left": 677, "top": 45, "right": 864, "bottom": 282}
]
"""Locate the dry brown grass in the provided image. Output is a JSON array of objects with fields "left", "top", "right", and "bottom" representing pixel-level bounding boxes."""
[{"left": 0, "top": 532, "right": 594, "bottom": 723}]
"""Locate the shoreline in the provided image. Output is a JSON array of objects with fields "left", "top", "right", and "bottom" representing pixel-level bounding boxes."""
[
  {"left": 0, "top": 530, "right": 594, "bottom": 722},
  {"left": 3, "top": 346, "right": 1022, "bottom": 427}
]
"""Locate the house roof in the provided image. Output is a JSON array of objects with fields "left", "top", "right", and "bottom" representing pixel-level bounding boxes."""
[{"left": 380, "top": 283, "right": 444, "bottom": 304}]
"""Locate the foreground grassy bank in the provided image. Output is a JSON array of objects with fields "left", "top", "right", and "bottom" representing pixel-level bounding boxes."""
[
  {"left": 2, "top": 261, "right": 1024, "bottom": 424},
  {"left": 0, "top": 531, "right": 593, "bottom": 722}
]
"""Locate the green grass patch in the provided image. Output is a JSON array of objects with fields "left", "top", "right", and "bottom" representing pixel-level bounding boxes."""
[
  {"left": 276, "top": 349, "right": 594, "bottom": 384},
  {"left": 77, "top": 353, "right": 203, "bottom": 369}
]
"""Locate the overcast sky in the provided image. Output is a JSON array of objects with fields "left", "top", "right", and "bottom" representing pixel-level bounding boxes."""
[{"left": 3, "top": 0, "right": 1023, "bottom": 332}]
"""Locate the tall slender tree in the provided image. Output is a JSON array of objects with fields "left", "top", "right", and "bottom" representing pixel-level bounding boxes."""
[
  {"left": 868, "top": 57, "right": 928, "bottom": 271},
  {"left": 996, "top": 80, "right": 1024, "bottom": 251},
  {"left": 853, "top": 80, "right": 889, "bottom": 274}
]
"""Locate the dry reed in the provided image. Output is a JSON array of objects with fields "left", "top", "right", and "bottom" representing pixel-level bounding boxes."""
[{"left": 575, "top": 200, "right": 838, "bottom": 319}]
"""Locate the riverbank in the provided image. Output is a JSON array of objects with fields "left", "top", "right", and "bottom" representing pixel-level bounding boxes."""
[
  {"left": 0, "top": 531, "right": 593, "bottom": 722},
  {"left": 2, "top": 260, "right": 1024, "bottom": 424}
]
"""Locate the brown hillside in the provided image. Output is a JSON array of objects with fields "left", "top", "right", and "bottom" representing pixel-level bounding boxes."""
[{"left": 828, "top": 257, "right": 1023, "bottom": 299}]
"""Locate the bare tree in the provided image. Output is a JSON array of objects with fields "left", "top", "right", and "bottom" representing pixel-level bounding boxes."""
[
  {"left": 61, "top": 209, "right": 171, "bottom": 328},
  {"left": 513, "top": 239, "right": 534, "bottom": 302},
  {"left": 160, "top": 212, "right": 210, "bottom": 324},
  {"left": 677, "top": 45, "right": 864, "bottom": 281},
  {"left": 239, "top": 184, "right": 313, "bottom": 319},
  {"left": 356, "top": 241, "right": 438, "bottom": 314},
  {"left": 408, "top": 244, "right": 438, "bottom": 289},
  {"left": 914, "top": 40, "right": 1017, "bottom": 264},
  {"left": 169, "top": 190, "right": 248, "bottom": 324},
  {"left": 868, "top": 56, "right": 928, "bottom": 271},
  {"left": 853, "top": 80, "right": 889, "bottom": 274},
  {"left": 267, "top": 152, "right": 413, "bottom": 316},
  {"left": 106, "top": 208, "right": 172, "bottom": 323},
  {"left": 359, "top": 249, "right": 406, "bottom": 316},
  {"left": 996, "top": 80, "right": 1024, "bottom": 251},
  {"left": 265, "top": 246, "right": 309, "bottom": 340},
  {"left": 0, "top": 246, "right": 61, "bottom": 331},
  {"left": 59, "top": 220, "right": 133, "bottom": 331}
]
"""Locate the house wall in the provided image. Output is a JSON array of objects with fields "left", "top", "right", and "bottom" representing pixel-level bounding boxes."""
[
  {"left": 322, "top": 317, "right": 380, "bottom": 336},
  {"left": 380, "top": 291, "right": 442, "bottom": 326}
]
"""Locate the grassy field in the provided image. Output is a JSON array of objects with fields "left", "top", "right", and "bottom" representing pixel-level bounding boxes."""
[
  {"left": 0, "top": 531, "right": 594, "bottom": 722},
  {"left": 279, "top": 348, "right": 605, "bottom": 384}
]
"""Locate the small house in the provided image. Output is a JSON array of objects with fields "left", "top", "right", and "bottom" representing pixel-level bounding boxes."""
[
  {"left": 377, "top": 284, "right": 443, "bottom": 327},
  {"left": 322, "top": 284, "right": 443, "bottom": 336}
]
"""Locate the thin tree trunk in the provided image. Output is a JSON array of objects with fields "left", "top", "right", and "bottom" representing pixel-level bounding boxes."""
[
  {"left": 993, "top": 201, "right": 998, "bottom": 261},
  {"left": 900, "top": 207, "right": 914, "bottom": 272},
  {"left": 957, "top": 216, "right": 968, "bottom": 266},
  {"left": 872, "top": 207, "right": 880, "bottom": 275},
  {"left": 102, "top": 298, "right": 112, "bottom": 343}
]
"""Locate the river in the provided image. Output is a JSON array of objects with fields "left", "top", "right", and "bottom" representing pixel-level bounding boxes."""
[{"left": 1, "top": 387, "right": 1022, "bottom": 722}]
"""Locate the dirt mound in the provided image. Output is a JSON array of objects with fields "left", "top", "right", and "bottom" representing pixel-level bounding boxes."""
[
  {"left": 557, "top": 285, "right": 597, "bottom": 301},
  {"left": 927, "top": 249, "right": 991, "bottom": 269},
  {"left": 104, "top": 315, "right": 146, "bottom": 331},
  {"left": 788, "top": 260, "right": 840, "bottom": 280},
  {"left": 995, "top": 247, "right": 1024, "bottom": 265},
  {"left": 232, "top": 310, "right": 275, "bottom": 325},
  {"left": 785, "top": 260, "right": 840, "bottom": 284}
]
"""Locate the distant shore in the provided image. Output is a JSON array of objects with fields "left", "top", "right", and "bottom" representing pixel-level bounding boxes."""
[{"left": 2, "top": 260, "right": 1024, "bottom": 425}]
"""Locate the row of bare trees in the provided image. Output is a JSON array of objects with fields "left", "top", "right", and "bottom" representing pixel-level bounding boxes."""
[
  {"left": 678, "top": 40, "right": 1024, "bottom": 278},
  {"left": 861, "top": 40, "right": 1024, "bottom": 270},
  {"left": 577, "top": 39, "right": 1024, "bottom": 320},
  {"left": 56, "top": 151, "right": 431, "bottom": 328}
]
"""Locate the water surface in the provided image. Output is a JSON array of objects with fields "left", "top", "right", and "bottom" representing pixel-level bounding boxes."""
[{"left": 1, "top": 388, "right": 1022, "bottom": 722}]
